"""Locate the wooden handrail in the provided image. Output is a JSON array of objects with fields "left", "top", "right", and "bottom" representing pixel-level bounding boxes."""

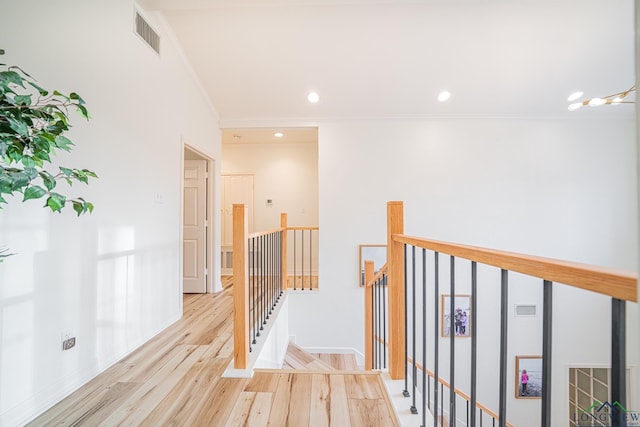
[
  {"left": 286, "top": 226, "right": 319, "bottom": 231},
  {"left": 365, "top": 263, "right": 388, "bottom": 288},
  {"left": 393, "top": 234, "right": 637, "bottom": 302}
]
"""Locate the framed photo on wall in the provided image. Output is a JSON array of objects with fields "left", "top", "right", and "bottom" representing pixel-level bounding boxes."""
[
  {"left": 441, "top": 294, "right": 471, "bottom": 337},
  {"left": 515, "top": 355, "right": 543, "bottom": 399},
  {"left": 359, "top": 244, "right": 386, "bottom": 287}
]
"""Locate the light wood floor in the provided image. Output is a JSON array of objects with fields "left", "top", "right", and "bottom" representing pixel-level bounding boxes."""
[{"left": 29, "top": 286, "right": 398, "bottom": 426}]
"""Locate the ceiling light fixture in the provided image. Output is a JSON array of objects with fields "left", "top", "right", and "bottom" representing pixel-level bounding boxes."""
[
  {"left": 568, "top": 85, "right": 635, "bottom": 111},
  {"left": 567, "top": 91, "right": 583, "bottom": 102},
  {"left": 307, "top": 92, "right": 320, "bottom": 103},
  {"left": 274, "top": 132, "right": 283, "bottom": 138},
  {"left": 437, "top": 91, "right": 451, "bottom": 102}
]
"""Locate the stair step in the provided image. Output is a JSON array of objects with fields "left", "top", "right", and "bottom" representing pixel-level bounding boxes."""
[
  {"left": 312, "top": 352, "right": 360, "bottom": 371},
  {"left": 283, "top": 343, "right": 335, "bottom": 371}
]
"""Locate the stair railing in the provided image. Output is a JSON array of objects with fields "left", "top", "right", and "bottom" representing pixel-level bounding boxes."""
[
  {"left": 374, "top": 201, "right": 636, "bottom": 427},
  {"left": 233, "top": 206, "right": 319, "bottom": 369},
  {"left": 364, "top": 260, "right": 389, "bottom": 370}
]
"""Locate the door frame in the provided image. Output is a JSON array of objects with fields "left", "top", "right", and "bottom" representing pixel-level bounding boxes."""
[{"left": 181, "top": 142, "right": 217, "bottom": 294}]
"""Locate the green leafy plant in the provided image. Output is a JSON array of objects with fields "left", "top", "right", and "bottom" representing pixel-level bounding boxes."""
[
  {"left": 0, "top": 49, "right": 97, "bottom": 215},
  {"left": 0, "top": 48, "right": 97, "bottom": 261}
]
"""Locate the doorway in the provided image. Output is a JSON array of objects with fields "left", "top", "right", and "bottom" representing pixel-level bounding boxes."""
[{"left": 183, "top": 146, "right": 215, "bottom": 293}]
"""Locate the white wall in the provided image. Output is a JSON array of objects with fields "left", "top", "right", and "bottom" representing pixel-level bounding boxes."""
[
  {"left": 286, "top": 117, "right": 638, "bottom": 426},
  {"left": 222, "top": 140, "right": 318, "bottom": 231},
  {"left": 222, "top": 140, "right": 319, "bottom": 273},
  {"left": 0, "top": 1, "right": 221, "bottom": 425}
]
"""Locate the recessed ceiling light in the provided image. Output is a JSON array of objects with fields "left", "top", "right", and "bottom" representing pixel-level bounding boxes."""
[
  {"left": 307, "top": 92, "right": 320, "bottom": 103},
  {"left": 274, "top": 132, "right": 284, "bottom": 138},
  {"left": 567, "top": 91, "right": 584, "bottom": 102},
  {"left": 568, "top": 103, "right": 582, "bottom": 111},
  {"left": 437, "top": 91, "right": 451, "bottom": 102}
]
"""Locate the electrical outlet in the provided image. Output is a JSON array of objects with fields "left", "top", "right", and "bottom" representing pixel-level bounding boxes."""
[{"left": 62, "top": 336, "right": 76, "bottom": 351}]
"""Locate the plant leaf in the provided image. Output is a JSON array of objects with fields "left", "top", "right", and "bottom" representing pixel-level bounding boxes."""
[
  {"left": 54, "top": 135, "right": 74, "bottom": 151},
  {"left": 27, "top": 81, "right": 48, "bottom": 96},
  {"left": 45, "top": 192, "right": 66, "bottom": 212},
  {"left": 23, "top": 185, "right": 47, "bottom": 201},
  {"left": 39, "top": 171, "right": 56, "bottom": 191}
]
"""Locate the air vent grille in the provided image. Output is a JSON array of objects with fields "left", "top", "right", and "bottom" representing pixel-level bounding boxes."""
[
  {"left": 135, "top": 12, "right": 160, "bottom": 54},
  {"left": 515, "top": 304, "right": 537, "bottom": 317}
]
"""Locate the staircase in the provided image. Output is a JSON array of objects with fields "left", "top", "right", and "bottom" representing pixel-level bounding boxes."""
[{"left": 282, "top": 343, "right": 360, "bottom": 371}]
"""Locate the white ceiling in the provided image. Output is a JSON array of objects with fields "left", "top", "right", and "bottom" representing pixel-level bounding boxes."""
[{"left": 139, "top": 0, "right": 635, "bottom": 123}]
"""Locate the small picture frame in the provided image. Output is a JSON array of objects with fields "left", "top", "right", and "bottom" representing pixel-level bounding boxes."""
[
  {"left": 359, "top": 244, "right": 387, "bottom": 287},
  {"left": 515, "top": 355, "right": 543, "bottom": 399},
  {"left": 441, "top": 294, "right": 471, "bottom": 337}
]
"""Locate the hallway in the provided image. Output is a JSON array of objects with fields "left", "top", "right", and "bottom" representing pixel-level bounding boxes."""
[{"left": 28, "top": 287, "right": 398, "bottom": 426}]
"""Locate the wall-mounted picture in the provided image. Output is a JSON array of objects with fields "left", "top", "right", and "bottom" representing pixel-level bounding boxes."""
[
  {"left": 515, "top": 355, "right": 543, "bottom": 399},
  {"left": 441, "top": 294, "right": 471, "bottom": 337},
  {"left": 359, "top": 244, "right": 387, "bottom": 287}
]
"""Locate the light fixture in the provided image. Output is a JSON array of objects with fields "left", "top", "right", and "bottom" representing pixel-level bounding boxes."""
[
  {"left": 274, "top": 132, "right": 283, "bottom": 138},
  {"left": 437, "top": 91, "right": 451, "bottom": 102},
  {"left": 307, "top": 92, "right": 319, "bottom": 103},
  {"left": 567, "top": 91, "right": 583, "bottom": 102},
  {"left": 567, "top": 85, "right": 635, "bottom": 111}
]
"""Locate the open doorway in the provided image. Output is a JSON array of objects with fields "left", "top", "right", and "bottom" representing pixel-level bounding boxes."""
[
  {"left": 221, "top": 127, "right": 319, "bottom": 288},
  {"left": 183, "top": 145, "right": 216, "bottom": 293}
]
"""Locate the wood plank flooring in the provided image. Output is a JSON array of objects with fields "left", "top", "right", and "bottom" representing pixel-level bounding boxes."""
[{"left": 28, "top": 286, "right": 398, "bottom": 427}]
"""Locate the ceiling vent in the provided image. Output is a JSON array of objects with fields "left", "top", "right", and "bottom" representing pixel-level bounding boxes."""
[
  {"left": 135, "top": 11, "right": 160, "bottom": 55},
  {"left": 514, "top": 304, "right": 537, "bottom": 317}
]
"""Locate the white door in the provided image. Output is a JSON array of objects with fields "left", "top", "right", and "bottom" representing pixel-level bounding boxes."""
[
  {"left": 222, "top": 175, "right": 254, "bottom": 246},
  {"left": 183, "top": 160, "right": 207, "bottom": 293}
]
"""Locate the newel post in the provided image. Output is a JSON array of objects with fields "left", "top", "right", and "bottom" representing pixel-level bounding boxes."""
[
  {"left": 364, "top": 260, "right": 375, "bottom": 370},
  {"left": 281, "top": 213, "right": 288, "bottom": 292},
  {"left": 233, "top": 204, "right": 249, "bottom": 369},
  {"left": 388, "top": 201, "right": 405, "bottom": 380}
]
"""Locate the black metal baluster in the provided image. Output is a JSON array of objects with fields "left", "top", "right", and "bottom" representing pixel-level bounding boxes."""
[
  {"left": 278, "top": 231, "right": 282, "bottom": 297},
  {"left": 256, "top": 236, "right": 262, "bottom": 337},
  {"left": 383, "top": 273, "right": 387, "bottom": 369},
  {"left": 471, "top": 262, "right": 477, "bottom": 427},
  {"left": 403, "top": 244, "right": 410, "bottom": 398},
  {"left": 375, "top": 278, "right": 379, "bottom": 369},
  {"left": 261, "top": 235, "right": 266, "bottom": 327},
  {"left": 266, "top": 234, "right": 271, "bottom": 320},
  {"left": 498, "top": 269, "right": 508, "bottom": 427},
  {"left": 378, "top": 277, "right": 382, "bottom": 369},
  {"left": 249, "top": 237, "right": 253, "bottom": 351},
  {"left": 449, "top": 256, "right": 456, "bottom": 426},
  {"left": 310, "top": 229, "right": 313, "bottom": 289},
  {"left": 434, "top": 252, "right": 439, "bottom": 427},
  {"left": 541, "top": 280, "right": 553, "bottom": 427},
  {"left": 421, "top": 248, "right": 427, "bottom": 427},
  {"left": 372, "top": 281, "right": 376, "bottom": 369},
  {"left": 612, "top": 297, "right": 626, "bottom": 427},
  {"left": 411, "top": 246, "right": 418, "bottom": 414},
  {"left": 466, "top": 400, "right": 469, "bottom": 427},
  {"left": 252, "top": 237, "right": 257, "bottom": 344}
]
